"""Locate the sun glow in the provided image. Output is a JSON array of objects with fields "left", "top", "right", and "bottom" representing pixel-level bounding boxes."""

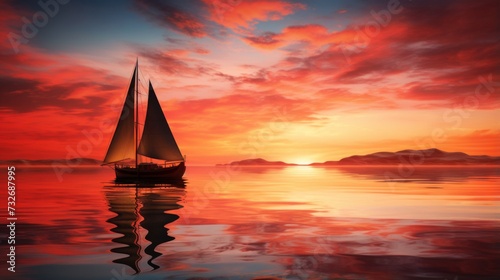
[{"left": 293, "top": 159, "right": 313, "bottom": 165}]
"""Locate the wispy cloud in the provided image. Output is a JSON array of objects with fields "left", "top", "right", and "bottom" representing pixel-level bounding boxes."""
[
  {"left": 203, "top": 0, "right": 305, "bottom": 33},
  {"left": 134, "top": 0, "right": 207, "bottom": 37}
]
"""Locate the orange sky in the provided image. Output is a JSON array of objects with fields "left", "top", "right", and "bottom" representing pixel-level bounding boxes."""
[{"left": 0, "top": 0, "right": 498, "bottom": 164}]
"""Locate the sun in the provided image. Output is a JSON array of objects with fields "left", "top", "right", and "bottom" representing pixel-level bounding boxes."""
[{"left": 292, "top": 158, "right": 313, "bottom": 165}]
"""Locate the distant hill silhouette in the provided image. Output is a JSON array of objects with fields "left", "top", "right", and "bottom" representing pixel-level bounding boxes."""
[
  {"left": 0, "top": 158, "right": 101, "bottom": 166},
  {"left": 313, "top": 148, "right": 500, "bottom": 165},
  {"left": 219, "top": 149, "right": 500, "bottom": 166},
  {"left": 216, "top": 158, "right": 296, "bottom": 166}
]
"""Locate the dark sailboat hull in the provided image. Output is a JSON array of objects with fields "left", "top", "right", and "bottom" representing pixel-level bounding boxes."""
[{"left": 115, "top": 162, "right": 185, "bottom": 181}]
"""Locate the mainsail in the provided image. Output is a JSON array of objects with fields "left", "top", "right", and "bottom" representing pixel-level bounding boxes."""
[
  {"left": 103, "top": 66, "right": 137, "bottom": 164},
  {"left": 137, "top": 82, "right": 184, "bottom": 162}
]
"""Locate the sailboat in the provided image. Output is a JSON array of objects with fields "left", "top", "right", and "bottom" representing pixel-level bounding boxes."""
[{"left": 102, "top": 61, "right": 186, "bottom": 181}]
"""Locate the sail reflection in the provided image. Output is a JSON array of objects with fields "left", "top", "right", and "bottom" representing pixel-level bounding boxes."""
[{"left": 105, "top": 184, "right": 185, "bottom": 273}]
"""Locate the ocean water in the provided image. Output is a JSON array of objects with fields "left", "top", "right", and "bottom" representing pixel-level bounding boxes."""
[{"left": 0, "top": 165, "right": 499, "bottom": 280}]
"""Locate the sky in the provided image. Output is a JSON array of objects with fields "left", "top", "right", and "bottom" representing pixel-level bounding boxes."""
[{"left": 0, "top": 0, "right": 498, "bottom": 165}]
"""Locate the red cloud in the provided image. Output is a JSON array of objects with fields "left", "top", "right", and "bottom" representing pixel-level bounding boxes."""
[
  {"left": 0, "top": 44, "right": 126, "bottom": 114},
  {"left": 240, "top": 0, "right": 499, "bottom": 108},
  {"left": 134, "top": 0, "right": 206, "bottom": 37},
  {"left": 244, "top": 24, "right": 356, "bottom": 50},
  {"left": 138, "top": 47, "right": 219, "bottom": 77},
  {"left": 194, "top": 47, "right": 210, "bottom": 55},
  {"left": 244, "top": 32, "right": 282, "bottom": 50},
  {"left": 203, "top": 0, "right": 305, "bottom": 32},
  {"left": 315, "top": 88, "right": 388, "bottom": 108}
]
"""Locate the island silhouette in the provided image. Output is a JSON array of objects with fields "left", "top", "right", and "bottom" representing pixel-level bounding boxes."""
[{"left": 217, "top": 149, "right": 500, "bottom": 166}]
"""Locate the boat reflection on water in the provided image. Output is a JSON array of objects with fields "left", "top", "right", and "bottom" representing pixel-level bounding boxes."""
[{"left": 104, "top": 181, "right": 185, "bottom": 273}]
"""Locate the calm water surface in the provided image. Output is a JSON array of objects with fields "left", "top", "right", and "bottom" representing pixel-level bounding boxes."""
[{"left": 0, "top": 166, "right": 499, "bottom": 280}]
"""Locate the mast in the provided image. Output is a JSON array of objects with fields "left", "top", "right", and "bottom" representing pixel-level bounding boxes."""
[{"left": 135, "top": 58, "right": 139, "bottom": 173}]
